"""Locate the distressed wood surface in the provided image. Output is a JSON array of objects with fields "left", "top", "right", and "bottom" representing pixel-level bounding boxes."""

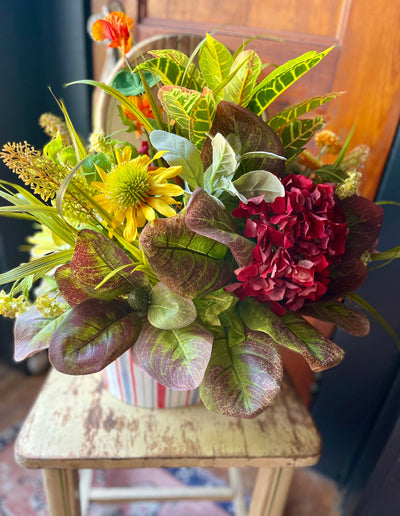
[{"left": 15, "top": 369, "right": 321, "bottom": 470}]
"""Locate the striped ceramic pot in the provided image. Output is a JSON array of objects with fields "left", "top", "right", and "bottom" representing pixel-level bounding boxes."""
[{"left": 102, "top": 349, "right": 201, "bottom": 408}]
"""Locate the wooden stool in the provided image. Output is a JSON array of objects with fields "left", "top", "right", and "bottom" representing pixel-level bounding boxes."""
[{"left": 15, "top": 369, "right": 321, "bottom": 516}]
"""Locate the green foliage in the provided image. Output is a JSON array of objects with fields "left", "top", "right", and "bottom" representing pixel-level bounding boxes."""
[
  {"left": 150, "top": 130, "right": 204, "bottom": 189},
  {"left": 268, "top": 92, "right": 343, "bottom": 132},
  {"left": 281, "top": 117, "right": 326, "bottom": 163},
  {"left": 139, "top": 210, "right": 233, "bottom": 299},
  {"left": 248, "top": 47, "right": 334, "bottom": 115},
  {"left": 147, "top": 282, "right": 197, "bottom": 330},
  {"left": 133, "top": 319, "right": 213, "bottom": 390}
]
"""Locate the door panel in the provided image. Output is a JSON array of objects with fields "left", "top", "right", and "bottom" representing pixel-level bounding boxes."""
[{"left": 91, "top": 0, "right": 400, "bottom": 200}]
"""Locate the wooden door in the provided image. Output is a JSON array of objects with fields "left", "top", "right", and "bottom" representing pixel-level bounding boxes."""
[{"left": 91, "top": 0, "right": 400, "bottom": 200}]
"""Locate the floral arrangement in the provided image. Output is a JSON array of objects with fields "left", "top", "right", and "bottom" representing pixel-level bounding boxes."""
[{"left": 0, "top": 12, "right": 398, "bottom": 418}]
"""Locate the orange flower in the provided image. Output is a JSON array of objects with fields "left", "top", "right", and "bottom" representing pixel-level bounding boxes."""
[
  {"left": 92, "top": 12, "right": 133, "bottom": 59},
  {"left": 122, "top": 94, "right": 160, "bottom": 135}
]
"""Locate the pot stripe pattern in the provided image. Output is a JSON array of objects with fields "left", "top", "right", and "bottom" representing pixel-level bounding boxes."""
[{"left": 102, "top": 349, "right": 201, "bottom": 408}]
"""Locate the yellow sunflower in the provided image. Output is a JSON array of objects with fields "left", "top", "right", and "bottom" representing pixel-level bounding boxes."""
[{"left": 92, "top": 147, "right": 183, "bottom": 242}]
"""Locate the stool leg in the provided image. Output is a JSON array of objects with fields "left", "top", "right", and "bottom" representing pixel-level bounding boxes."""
[
  {"left": 42, "top": 469, "right": 81, "bottom": 516},
  {"left": 248, "top": 467, "right": 293, "bottom": 516}
]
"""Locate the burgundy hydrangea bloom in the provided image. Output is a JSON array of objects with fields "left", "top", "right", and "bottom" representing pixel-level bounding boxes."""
[{"left": 227, "top": 174, "right": 349, "bottom": 315}]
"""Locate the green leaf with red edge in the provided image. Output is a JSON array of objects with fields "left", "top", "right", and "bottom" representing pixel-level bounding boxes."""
[
  {"left": 55, "top": 263, "right": 91, "bottom": 307},
  {"left": 299, "top": 301, "right": 370, "bottom": 336},
  {"left": 69, "top": 229, "right": 148, "bottom": 300},
  {"left": 139, "top": 210, "right": 233, "bottom": 298},
  {"left": 185, "top": 187, "right": 255, "bottom": 267},
  {"left": 200, "top": 325, "right": 283, "bottom": 419},
  {"left": 14, "top": 306, "right": 69, "bottom": 362},
  {"left": 200, "top": 101, "right": 286, "bottom": 177},
  {"left": 132, "top": 319, "right": 213, "bottom": 390},
  {"left": 338, "top": 195, "right": 384, "bottom": 259},
  {"left": 49, "top": 298, "right": 141, "bottom": 375},
  {"left": 239, "top": 298, "right": 345, "bottom": 371}
]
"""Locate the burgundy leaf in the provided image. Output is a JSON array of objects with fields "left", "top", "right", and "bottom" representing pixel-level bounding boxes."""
[
  {"left": 70, "top": 229, "right": 148, "bottom": 299},
  {"left": 299, "top": 301, "right": 370, "bottom": 336},
  {"left": 55, "top": 263, "right": 91, "bottom": 307},
  {"left": 338, "top": 195, "right": 384, "bottom": 259},
  {"left": 201, "top": 101, "right": 286, "bottom": 176},
  {"left": 49, "top": 298, "right": 141, "bottom": 375}
]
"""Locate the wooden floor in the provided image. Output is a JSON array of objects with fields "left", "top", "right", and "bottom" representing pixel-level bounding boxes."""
[{"left": 0, "top": 359, "right": 342, "bottom": 516}]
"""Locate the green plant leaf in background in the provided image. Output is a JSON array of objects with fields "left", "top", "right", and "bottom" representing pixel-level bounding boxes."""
[
  {"left": 139, "top": 210, "right": 233, "bottom": 299},
  {"left": 49, "top": 298, "right": 142, "bottom": 375},
  {"left": 224, "top": 50, "right": 262, "bottom": 107},
  {"left": 281, "top": 117, "right": 326, "bottom": 163},
  {"left": 200, "top": 325, "right": 283, "bottom": 418},
  {"left": 149, "top": 130, "right": 204, "bottom": 189},
  {"left": 147, "top": 282, "right": 197, "bottom": 330},
  {"left": 248, "top": 47, "right": 334, "bottom": 116},
  {"left": 132, "top": 319, "right": 213, "bottom": 390},
  {"left": 14, "top": 306, "right": 69, "bottom": 362},
  {"left": 268, "top": 92, "right": 343, "bottom": 132},
  {"left": 111, "top": 69, "right": 159, "bottom": 96},
  {"left": 199, "top": 33, "right": 233, "bottom": 100}
]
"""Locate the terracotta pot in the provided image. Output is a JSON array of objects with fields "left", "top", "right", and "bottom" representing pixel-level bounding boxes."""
[{"left": 102, "top": 349, "right": 200, "bottom": 408}]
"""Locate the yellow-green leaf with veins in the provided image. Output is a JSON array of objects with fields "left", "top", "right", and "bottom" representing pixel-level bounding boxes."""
[
  {"left": 158, "top": 85, "right": 201, "bottom": 140},
  {"left": 282, "top": 117, "right": 326, "bottom": 163},
  {"left": 199, "top": 34, "right": 233, "bottom": 101},
  {"left": 148, "top": 49, "right": 206, "bottom": 90},
  {"left": 248, "top": 47, "right": 334, "bottom": 115},
  {"left": 268, "top": 92, "right": 343, "bottom": 132},
  {"left": 189, "top": 88, "right": 217, "bottom": 150},
  {"left": 224, "top": 50, "right": 262, "bottom": 107},
  {"left": 135, "top": 57, "right": 203, "bottom": 91}
]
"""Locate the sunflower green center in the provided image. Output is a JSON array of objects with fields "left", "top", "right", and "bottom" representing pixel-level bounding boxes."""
[{"left": 108, "top": 162, "right": 151, "bottom": 207}]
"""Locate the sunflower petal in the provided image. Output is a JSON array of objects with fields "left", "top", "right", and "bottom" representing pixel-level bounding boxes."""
[
  {"left": 147, "top": 197, "right": 177, "bottom": 217},
  {"left": 149, "top": 184, "right": 184, "bottom": 196}
]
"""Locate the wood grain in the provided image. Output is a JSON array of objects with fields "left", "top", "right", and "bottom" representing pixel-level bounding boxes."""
[{"left": 15, "top": 369, "right": 321, "bottom": 470}]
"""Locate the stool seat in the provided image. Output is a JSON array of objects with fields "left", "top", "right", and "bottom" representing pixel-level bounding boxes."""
[{"left": 15, "top": 369, "right": 321, "bottom": 515}]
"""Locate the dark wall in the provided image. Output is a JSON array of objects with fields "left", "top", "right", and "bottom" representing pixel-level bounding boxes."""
[{"left": 0, "top": 1, "right": 91, "bottom": 365}]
